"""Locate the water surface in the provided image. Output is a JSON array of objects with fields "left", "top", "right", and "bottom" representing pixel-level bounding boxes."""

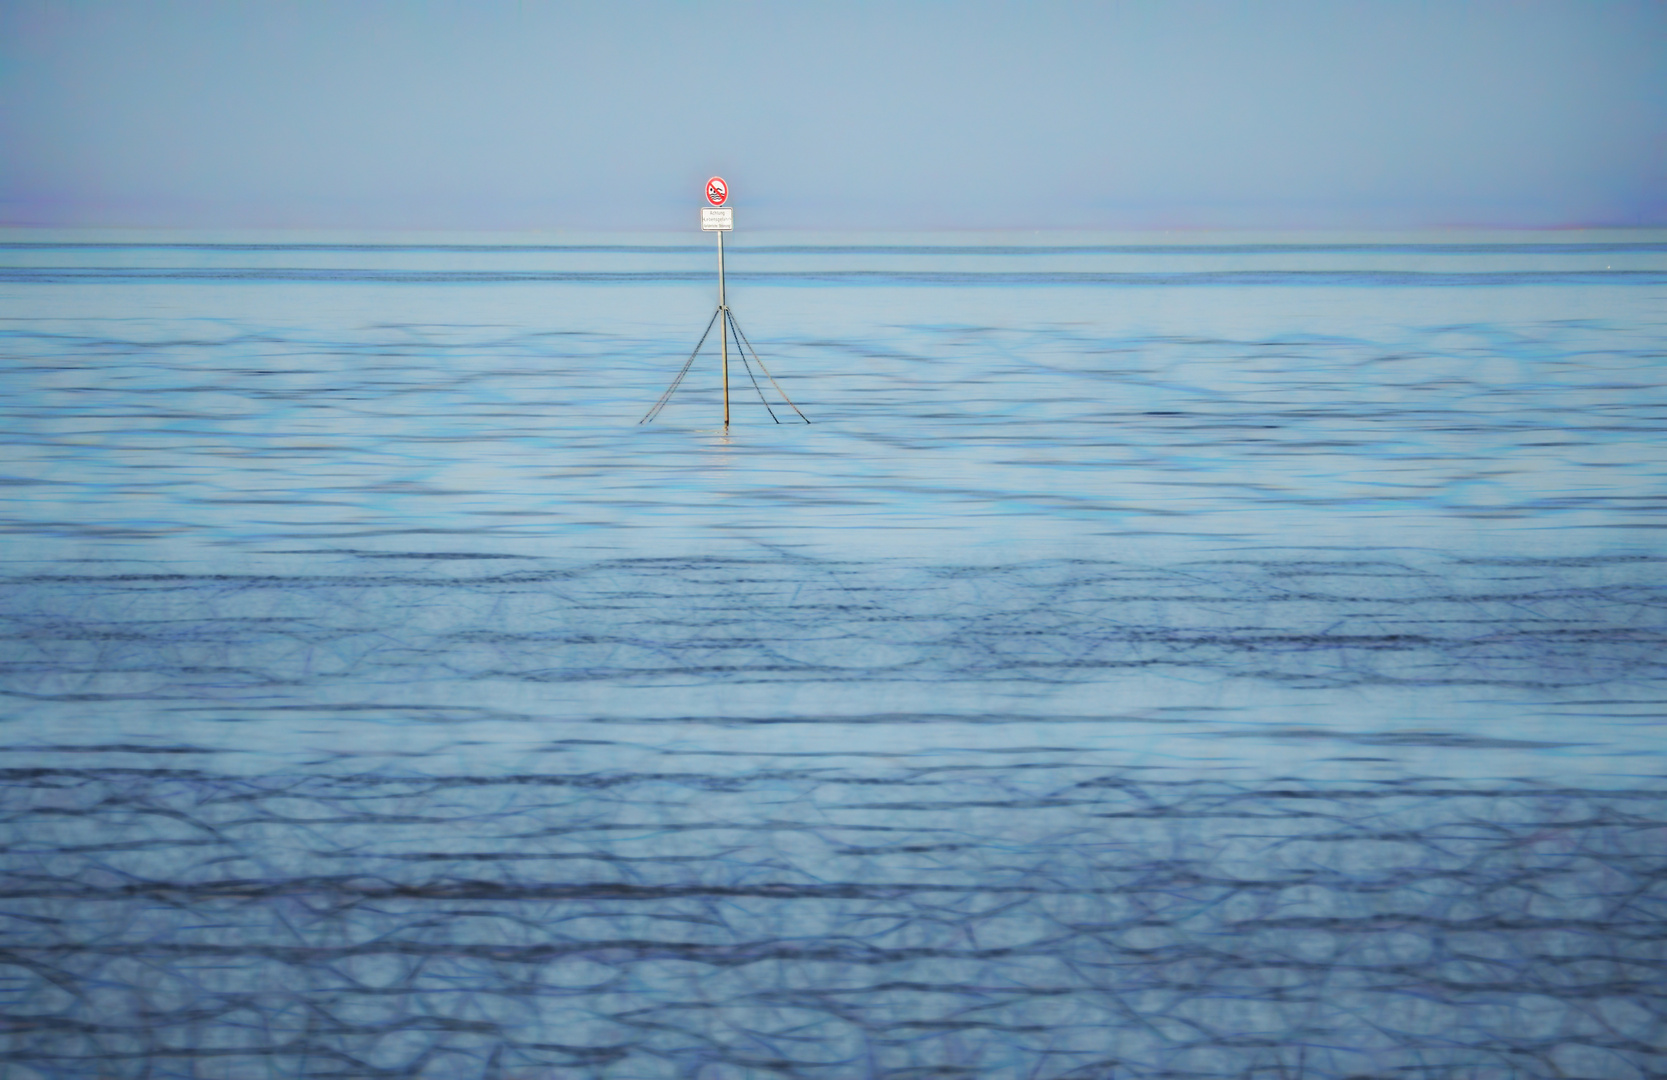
[{"left": 2, "top": 230, "right": 1664, "bottom": 1078}]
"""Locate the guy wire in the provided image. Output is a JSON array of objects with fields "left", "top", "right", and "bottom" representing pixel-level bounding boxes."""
[
  {"left": 727, "top": 308, "right": 780, "bottom": 423},
  {"left": 726, "top": 312, "right": 810, "bottom": 423},
  {"left": 640, "top": 307, "right": 721, "bottom": 423}
]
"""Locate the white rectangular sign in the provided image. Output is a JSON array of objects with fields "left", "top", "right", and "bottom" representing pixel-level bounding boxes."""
[{"left": 701, "top": 207, "right": 733, "bottom": 231}]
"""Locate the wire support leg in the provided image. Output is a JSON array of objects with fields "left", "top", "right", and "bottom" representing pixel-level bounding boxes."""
[
  {"left": 728, "top": 310, "right": 780, "bottom": 423},
  {"left": 640, "top": 307, "right": 722, "bottom": 424},
  {"left": 725, "top": 310, "right": 810, "bottom": 423}
]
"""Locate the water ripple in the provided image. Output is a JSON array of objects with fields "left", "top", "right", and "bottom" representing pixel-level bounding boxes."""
[{"left": 2, "top": 233, "right": 1664, "bottom": 1078}]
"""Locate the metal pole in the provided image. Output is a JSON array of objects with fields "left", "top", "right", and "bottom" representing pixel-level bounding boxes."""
[{"left": 718, "top": 228, "right": 729, "bottom": 427}]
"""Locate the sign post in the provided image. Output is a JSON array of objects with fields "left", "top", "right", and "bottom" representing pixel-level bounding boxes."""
[
  {"left": 640, "top": 178, "right": 809, "bottom": 427},
  {"left": 702, "top": 180, "right": 733, "bottom": 425}
]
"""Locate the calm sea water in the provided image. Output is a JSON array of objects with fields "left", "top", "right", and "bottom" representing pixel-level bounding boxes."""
[{"left": 2, "top": 231, "right": 1664, "bottom": 1078}]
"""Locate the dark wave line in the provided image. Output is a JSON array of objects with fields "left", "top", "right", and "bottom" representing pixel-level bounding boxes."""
[
  {"left": 3, "top": 268, "right": 1666, "bottom": 286},
  {"left": 3, "top": 241, "right": 1666, "bottom": 255},
  {"left": 9, "top": 923, "right": 1661, "bottom": 960}
]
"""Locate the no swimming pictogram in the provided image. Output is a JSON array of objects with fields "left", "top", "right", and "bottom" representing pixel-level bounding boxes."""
[{"left": 706, "top": 177, "right": 728, "bottom": 206}]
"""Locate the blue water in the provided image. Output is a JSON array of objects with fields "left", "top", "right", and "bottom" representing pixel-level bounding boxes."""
[{"left": 1, "top": 231, "right": 1664, "bottom": 1078}]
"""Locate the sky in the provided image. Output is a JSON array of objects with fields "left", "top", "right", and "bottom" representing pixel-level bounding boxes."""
[{"left": 1, "top": 0, "right": 1663, "bottom": 231}]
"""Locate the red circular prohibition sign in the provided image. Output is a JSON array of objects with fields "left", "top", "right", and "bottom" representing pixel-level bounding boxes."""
[{"left": 706, "top": 177, "right": 729, "bottom": 206}]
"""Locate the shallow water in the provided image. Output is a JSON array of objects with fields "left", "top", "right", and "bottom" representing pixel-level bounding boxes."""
[{"left": 1, "top": 231, "right": 1664, "bottom": 1078}]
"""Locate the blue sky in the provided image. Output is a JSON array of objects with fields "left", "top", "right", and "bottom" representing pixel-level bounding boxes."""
[{"left": 2, "top": 0, "right": 1663, "bottom": 230}]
